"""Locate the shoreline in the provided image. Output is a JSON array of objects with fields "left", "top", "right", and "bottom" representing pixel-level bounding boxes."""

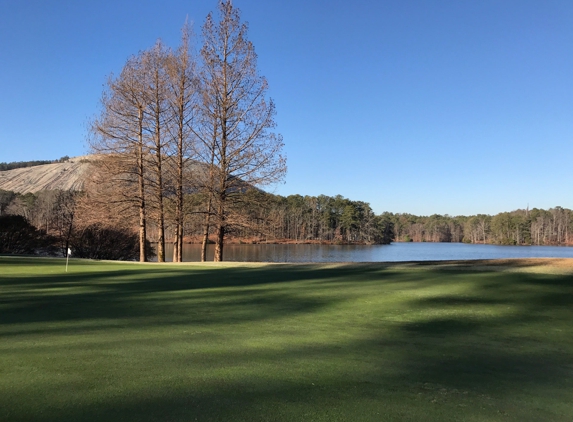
[{"left": 5, "top": 255, "right": 573, "bottom": 273}]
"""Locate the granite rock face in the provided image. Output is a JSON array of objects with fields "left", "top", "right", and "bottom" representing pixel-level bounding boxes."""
[{"left": 0, "top": 157, "right": 89, "bottom": 193}]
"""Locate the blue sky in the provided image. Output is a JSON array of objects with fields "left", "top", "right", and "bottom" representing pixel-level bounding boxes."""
[{"left": 1, "top": 0, "right": 572, "bottom": 216}]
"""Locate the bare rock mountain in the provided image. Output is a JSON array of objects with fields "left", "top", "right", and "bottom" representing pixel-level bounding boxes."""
[
  {"left": 0, "top": 156, "right": 252, "bottom": 195},
  {"left": 0, "top": 157, "right": 89, "bottom": 194}
]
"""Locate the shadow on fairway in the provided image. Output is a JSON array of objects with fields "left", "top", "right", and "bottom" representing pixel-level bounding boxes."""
[
  {"left": 389, "top": 270, "right": 573, "bottom": 393},
  {"left": 0, "top": 261, "right": 390, "bottom": 332},
  {"left": 1, "top": 258, "right": 573, "bottom": 421}
]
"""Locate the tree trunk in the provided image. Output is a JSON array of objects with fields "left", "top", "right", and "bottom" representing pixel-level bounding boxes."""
[
  {"left": 173, "top": 230, "right": 179, "bottom": 263},
  {"left": 138, "top": 108, "right": 147, "bottom": 262},
  {"left": 214, "top": 194, "right": 225, "bottom": 262},
  {"left": 157, "top": 167, "right": 165, "bottom": 262},
  {"left": 155, "top": 130, "right": 165, "bottom": 262},
  {"left": 139, "top": 204, "right": 146, "bottom": 262},
  {"left": 201, "top": 197, "right": 212, "bottom": 262},
  {"left": 173, "top": 145, "right": 184, "bottom": 262},
  {"left": 214, "top": 222, "right": 225, "bottom": 262}
]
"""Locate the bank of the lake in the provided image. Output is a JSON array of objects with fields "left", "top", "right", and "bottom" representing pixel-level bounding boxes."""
[{"left": 158, "top": 242, "right": 573, "bottom": 262}]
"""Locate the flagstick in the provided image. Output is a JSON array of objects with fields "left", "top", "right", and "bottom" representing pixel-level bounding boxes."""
[{"left": 66, "top": 251, "right": 69, "bottom": 272}]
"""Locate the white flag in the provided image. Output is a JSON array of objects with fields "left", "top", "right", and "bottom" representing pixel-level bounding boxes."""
[{"left": 67, "top": 248, "right": 72, "bottom": 257}]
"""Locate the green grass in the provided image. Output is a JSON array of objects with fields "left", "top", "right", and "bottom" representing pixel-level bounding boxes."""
[{"left": 1, "top": 256, "right": 572, "bottom": 421}]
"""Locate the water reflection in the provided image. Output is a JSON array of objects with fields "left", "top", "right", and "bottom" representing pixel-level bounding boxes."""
[{"left": 156, "top": 242, "right": 573, "bottom": 263}]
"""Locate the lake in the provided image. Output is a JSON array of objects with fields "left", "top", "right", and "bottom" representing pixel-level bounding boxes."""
[{"left": 159, "top": 242, "right": 573, "bottom": 263}]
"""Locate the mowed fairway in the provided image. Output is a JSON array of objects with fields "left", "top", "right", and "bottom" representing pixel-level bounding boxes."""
[{"left": 1, "top": 257, "right": 573, "bottom": 421}]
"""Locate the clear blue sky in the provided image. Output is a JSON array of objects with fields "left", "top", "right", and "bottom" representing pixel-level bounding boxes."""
[{"left": 1, "top": 0, "right": 572, "bottom": 216}]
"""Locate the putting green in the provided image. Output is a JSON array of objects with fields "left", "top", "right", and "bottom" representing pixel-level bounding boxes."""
[{"left": 1, "top": 256, "right": 572, "bottom": 421}]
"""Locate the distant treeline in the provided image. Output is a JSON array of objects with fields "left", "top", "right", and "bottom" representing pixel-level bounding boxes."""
[
  {"left": 1, "top": 188, "right": 571, "bottom": 251},
  {"left": 0, "top": 190, "right": 395, "bottom": 247},
  {"left": 0, "top": 156, "right": 70, "bottom": 171},
  {"left": 389, "top": 207, "right": 572, "bottom": 246},
  {"left": 0, "top": 189, "right": 152, "bottom": 260},
  {"left": 236, "top": 194, "right": 572, "bottom": 246},
  {"left": 229, "top": 192, "right": 396, "bottom": 245}
]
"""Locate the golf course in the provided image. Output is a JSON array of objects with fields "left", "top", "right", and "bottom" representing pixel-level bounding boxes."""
[{"left": 1, "top": 256, "right": 572, "bottom": 421}]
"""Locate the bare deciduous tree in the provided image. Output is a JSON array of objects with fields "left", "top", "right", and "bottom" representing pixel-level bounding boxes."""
[
  {"left": 165, "top": 23, "right": 199, "bottom": 262},
  {"left": 87, "top": 4, "right": 286, "bottom": 262},
  {"left": 142, "top": 41, "right": 171, "bottom": 262},
  {"left": 198, "top": 1, "right": 286, "bottom": 261},
  {"left": 89, "top": 54, "right": 151, "bottom": 262}
]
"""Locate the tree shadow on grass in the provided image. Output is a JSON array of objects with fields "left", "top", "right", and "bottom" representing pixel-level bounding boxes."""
[
  {"left": 4, "top": 328, "right": 572, "bottom": 422},
  {"left": 0, "top": 261, "right": 395, "bottom": 334},
  {"left": 389, "top": 270, "right": 573, "bottom": 393},
  {"left": 1, "top": 259, "right": 573, "bottom": 421}
]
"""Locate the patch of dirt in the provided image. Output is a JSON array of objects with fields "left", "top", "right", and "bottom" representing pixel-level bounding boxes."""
[
  {"left": 266, "top": 258, "right": 573, "bottom": 274},
  {"left": 395, "top": 258, "right": 573, "bottom": 274}
]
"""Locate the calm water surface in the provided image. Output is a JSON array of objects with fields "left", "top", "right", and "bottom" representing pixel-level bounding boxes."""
[{"left": 160, "top": 242, "right": 573, "bottom": 263}]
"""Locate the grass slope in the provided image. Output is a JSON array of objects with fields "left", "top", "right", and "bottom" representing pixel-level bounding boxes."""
[{"left": 1, "top": 257, "right": 572, "bottom": 421}]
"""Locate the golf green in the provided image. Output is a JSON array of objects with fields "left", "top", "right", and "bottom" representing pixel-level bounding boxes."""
[{"left": 1, "top": 256, "right": 572, "bottom": 421}]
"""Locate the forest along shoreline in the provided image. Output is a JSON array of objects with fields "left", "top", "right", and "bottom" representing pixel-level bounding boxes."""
[{"left": 2, "top": 184, "right": 573, "bottom": 264}]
